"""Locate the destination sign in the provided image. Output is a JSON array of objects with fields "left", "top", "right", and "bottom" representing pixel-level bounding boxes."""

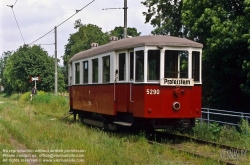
[{"left": 160, "top": 78, "right": 194, "bottom": 86}]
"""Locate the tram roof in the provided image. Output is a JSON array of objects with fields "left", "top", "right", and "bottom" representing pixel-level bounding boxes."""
[{"left": 69, "top": 35, "right": 203, "bottom": 63}]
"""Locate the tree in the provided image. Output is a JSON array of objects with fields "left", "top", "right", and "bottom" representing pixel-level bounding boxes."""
[
  {"left": 142, "top": 0, "right": 186, "bottom": 37},
  {"left": 182, "top": 0, "right": 250, "bottom": 111},
  {"left": 0, "top": 51, "right": 13, "bottom": 93},
  {"left": 109, "top": 26, "right": 141, "bottom": 39},
  {"left": 63, "top": 20, "right": 110, "bottom": 66},
  {"left": 2, "top": 45, "right": 65, "bottom": 93}
]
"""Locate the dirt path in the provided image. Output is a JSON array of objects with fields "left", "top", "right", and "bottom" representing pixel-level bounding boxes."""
[{"left": 1, "top": 121, "right": 40, "bottom": 165}]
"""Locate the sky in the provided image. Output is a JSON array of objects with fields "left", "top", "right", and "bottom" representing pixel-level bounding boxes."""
[{"left": 0, "top": 0, "right": 154, "bottom": 65}]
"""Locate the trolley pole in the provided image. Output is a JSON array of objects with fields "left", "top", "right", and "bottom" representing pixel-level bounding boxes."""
[
  {"left": 124, "top": 0, "right": 127, "bottom": 39},
  {"left": 54, "top": 26, "right": 58, "bottom": 95}
]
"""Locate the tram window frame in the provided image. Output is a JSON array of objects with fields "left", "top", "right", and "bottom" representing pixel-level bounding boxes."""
[
  {"left": 83, "top": 61, "right": 88, "bottom": 84},
  {"left": 92, "top": 58, "right": 98, "bottom": 83},
  {"left": 147, "top": 50, "right": 160, "bottom": 81},
  {"left": 75, "top": 62, "right": 80, "bottom": 84},
  {"left": 192, "top": 51, "right": 200, "bottom": 82},
  {"left": 135, "top": 50, "right": 144, "bottom": 82},
  {"left": 102, "top": 55, "right": 110, "bottom": 83},
  {"left": 119, "top": 53, "right": 126, "bottom": 81},
  {"left": 129, "top": 52, "right": 134, "bottom": 81},
  {"left": 164, "top": 50, "right": 188, "bottom": 79}
]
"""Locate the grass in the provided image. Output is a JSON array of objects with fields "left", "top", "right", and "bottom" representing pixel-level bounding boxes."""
[
  {"left": 0, "top": 93, "right": 232, "bottom": 165},
  {"left": 188, "top": 120, "right": 250, "bottom": 149}
]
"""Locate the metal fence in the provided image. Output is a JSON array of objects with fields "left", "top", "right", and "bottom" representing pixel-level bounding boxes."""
[{"left": 200, "top": 108, "right": 250, "bottom": 127}]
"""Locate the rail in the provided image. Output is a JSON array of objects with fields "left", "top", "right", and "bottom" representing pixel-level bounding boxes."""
[{"left": 200, "top": 108, "right": 250, "bottom": 127}]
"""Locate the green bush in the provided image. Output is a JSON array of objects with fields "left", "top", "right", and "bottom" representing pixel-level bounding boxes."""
[
  {"left": 219, "top": 125, "right": 241, "bottom": 142},
  {"left": 239, "top": 119, "right": 250, "bottom": 136},
  {"left": 19, "top": 92, "right": 31, "bottom": 102},
  {"left": 193, "top": 122, "right": 221, "bottom": 141}
]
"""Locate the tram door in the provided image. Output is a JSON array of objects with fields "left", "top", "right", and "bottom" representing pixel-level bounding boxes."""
[{"left": 115, "top": 52, "right": 134, "bottom": 113}]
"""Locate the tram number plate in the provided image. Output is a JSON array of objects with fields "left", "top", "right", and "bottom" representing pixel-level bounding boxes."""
[{"left": 146, "top": 89, "right": 160, "bottom": 95}]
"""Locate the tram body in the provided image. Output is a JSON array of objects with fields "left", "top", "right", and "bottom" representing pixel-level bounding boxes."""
[{"left": 68, "top": 35, "right": 202, "bottom": 130}]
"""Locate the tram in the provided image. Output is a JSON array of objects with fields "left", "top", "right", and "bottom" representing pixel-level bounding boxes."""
[{"left": 68, "top": 35, "right": 202, "bottom": 130}]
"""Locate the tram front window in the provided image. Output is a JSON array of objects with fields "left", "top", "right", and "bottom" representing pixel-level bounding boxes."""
[
  {"left": 165, "top": 50, "right": 188, "bottom": 78},
  {"left": 192, "top": 51, "right": 200, "bottom": 82},
  {"left": 135, "top": 50, "right": 144, "bottom": 81},
  {"left": 148, "top": 50, "right": 160, "bottom": 81}
]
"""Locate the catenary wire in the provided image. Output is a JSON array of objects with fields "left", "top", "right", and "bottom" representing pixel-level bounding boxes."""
[
  {"left": 29, "top": 0, "right": 96, "bottom": 45},
  {"left": 13, "top": 0, "right": 18, "bottom": 6},
  {"left": 11, "top": 7, "right": 25, "bottom": 44}
]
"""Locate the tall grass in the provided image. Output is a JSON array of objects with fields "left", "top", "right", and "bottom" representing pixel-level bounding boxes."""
[
  {"left": 189, "top": 120, "right": 250, "bottom": 149},
  {"left": 0, "top": 93, "right": 222, "bottom": 165}
]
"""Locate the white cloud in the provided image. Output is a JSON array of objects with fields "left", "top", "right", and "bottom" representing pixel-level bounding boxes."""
[{"left": 0, "top": 0, "right": 153, "bottom": 65}]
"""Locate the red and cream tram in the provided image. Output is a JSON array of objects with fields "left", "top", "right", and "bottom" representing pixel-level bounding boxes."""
[{"left": 68, "top": 35, "right": 203, "bottom": 130}]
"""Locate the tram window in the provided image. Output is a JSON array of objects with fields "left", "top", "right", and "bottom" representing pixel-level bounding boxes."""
[
  {"left": 130, "top": 52, "right": 134, "bottom": 80},
  {"left": 164, "top": 50, "right": 188, "bottom": 78},
  {"left": 119, "top": 53, "right": 126, "bottom": 81},
  {"left": 180, "top": 52, "right": 188, "bottom": 78},
  {"left": 148, "top": 50, "right": 160, "bottom": 81},
  {"left": 102, "top": 56, "right": 110, "bottom": 83},
  {"left": 92, "top": 58, "right": 98, "bottom": 83},
  {"left": 75, "top": 62, "right": 80, "bottom": 84},
  {"left": 192, "top": 51, "right": 200, "bottom": 81},
  {"left": 135, "top": 50, "right": 144, "bottom": 81},
  {"left": 83, "top": 61, "right": 88, "bottom": 83}
]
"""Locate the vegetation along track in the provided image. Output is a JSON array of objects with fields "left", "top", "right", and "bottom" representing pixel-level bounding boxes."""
[{"left": 147, "top": 131, "right": 249, "bottom": 165}]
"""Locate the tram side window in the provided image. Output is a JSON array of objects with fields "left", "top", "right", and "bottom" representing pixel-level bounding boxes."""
[
  {"left": 130, "top": 52, "right": 134, "bottom": 80},
  {"left": 83, "top": 61, "right": 88, "bottom": 83},
  {"left": 192, "top": 51, "right": 200, "bottom": 82},
  {"left": 135, "top": 50, "right": 144, "bottom": 81},
  {"left": 119, "top": 53, "right": 126, "bottom": 81},
  {"left": 164, "top": 50, "right": 188, "bottom": 78},
  {"left": 75, "top": 62, "right": 80, "bottom": 84},
  {"left": 102, "top": 56, "right": 110, "bottom": 83},
  {"left": 92, "top": 58, "right": 98, "bottom": 83},
  {"left": 148, "top": 50, "right": 160, "bottom": 81}
]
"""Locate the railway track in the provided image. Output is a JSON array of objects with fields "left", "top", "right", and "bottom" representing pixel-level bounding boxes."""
[{"left": 147, "top": 131, "right": 249, "bottom": 165}]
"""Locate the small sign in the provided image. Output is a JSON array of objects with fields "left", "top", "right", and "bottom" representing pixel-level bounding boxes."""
[
  {"left": 32, "top": 77, "right": 39, "bottom": 81},
  {"left": 160, "top": 78, "right": 194, "bottom": 86}
]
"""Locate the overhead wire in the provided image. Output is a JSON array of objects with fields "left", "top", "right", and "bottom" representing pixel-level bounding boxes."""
[
  {"left": 11, "top": 7, "right": 25, "bottom": 44},
  {"left": 13, "top": 0, "right": 18, "bottom": 6},
  {"left": 7, "top": 0, "right": 26, "bottom": 44},
  {"left": 29, "top": 0, "right": 96, "bottom": 45}
]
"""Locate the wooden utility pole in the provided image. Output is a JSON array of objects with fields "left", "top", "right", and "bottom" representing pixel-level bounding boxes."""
[{"left": 54, "top": 26, "right": 58, "bottom": 95}]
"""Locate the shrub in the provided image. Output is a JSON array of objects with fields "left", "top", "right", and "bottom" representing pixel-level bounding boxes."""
[
  {"left": 192, "top": 122, "right": 221, "bottom": 141},
  {"left": 239, "top": 119, "right": 250, "bottom": 136},
  {"left": 19, "top": 92, "right": 31, "bottom": 102}
]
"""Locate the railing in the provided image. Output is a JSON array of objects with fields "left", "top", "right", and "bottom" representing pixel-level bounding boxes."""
[{"left": 200, "top": 108, "right": 250, "bottom": 127}]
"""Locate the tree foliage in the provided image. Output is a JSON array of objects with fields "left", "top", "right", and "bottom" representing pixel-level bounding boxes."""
[
  {"left": 142, "top": 0, "right": 250, "bottom": 111},
  {"left": 181, "top": 0, "right": 250, "bottom": 111},
  {"left": 109, "top": 26, "right": 141, "bottom": 39},
  {"left": 63, "top": 20, "right": 110, "bottom": 66},
  {"left": 2, "top": 45, "right": 65, "bottom": 94},
  {"left": 142, "top": 0, "right": 186, "bottom": 37}
]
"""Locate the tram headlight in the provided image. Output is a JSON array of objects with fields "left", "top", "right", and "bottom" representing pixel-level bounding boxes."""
[{"left": 173, "top": 102, "right": 180, "bottom": 110}]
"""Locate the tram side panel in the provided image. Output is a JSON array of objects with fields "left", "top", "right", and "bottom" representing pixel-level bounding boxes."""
[
  {"left": 132, "top": 84, "right": 145, "bottom": 117},
  {"left": 71, "top": 85, "right": 116, "bottom": 115},
  {"left": 190, "top": 85, "right": 202, "bottom": 117}
]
